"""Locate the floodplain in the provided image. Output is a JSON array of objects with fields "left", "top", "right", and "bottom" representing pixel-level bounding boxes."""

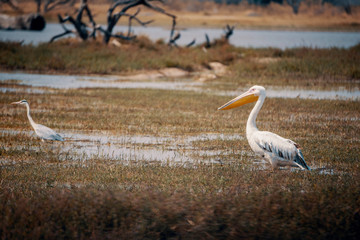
[{"left": 0, "top": 37, "right": 360, "bottom": 239}]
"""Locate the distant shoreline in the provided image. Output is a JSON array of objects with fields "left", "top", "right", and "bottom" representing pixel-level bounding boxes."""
[{"left": 1, "top": 2, "right": 360, "bottom": 32}]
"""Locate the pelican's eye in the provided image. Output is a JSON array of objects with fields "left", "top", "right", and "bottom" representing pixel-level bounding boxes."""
[{"left": 249, "top": 88, "right": 260, "bottom": 96}]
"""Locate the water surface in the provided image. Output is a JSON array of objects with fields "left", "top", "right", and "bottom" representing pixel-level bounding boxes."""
[
  {"left": 0, "top": 129, "right": 337, "bottom": 174},
  {"left": 0, "top": 129, "right": 245, "bottom": 165},
  {"left": 1, "top": 23, "right": 359, "bottom": 49},
  {"left": 1, "top": 72, "right": 359, "bottom": 100}
]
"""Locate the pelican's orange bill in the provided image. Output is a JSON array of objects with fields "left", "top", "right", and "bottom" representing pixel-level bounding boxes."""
[{"left": 218, "top": 91, "right": 258, "bottom": 110}]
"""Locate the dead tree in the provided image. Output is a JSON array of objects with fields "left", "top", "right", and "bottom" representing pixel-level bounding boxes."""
[
  {"left": 100, "top": 0, "right": 177, "bottom": 45},
  {"left": 50, "top": 0, "right": 190, "bottom": 46},
  {"left": 97, "top": 6, "right": 154, "bottom": 43},
  {"left": 50, "top": 0, "right": 97, "bottom": 42},
  {"left": 125, "top": 8, "right": 154, "bottom": 38}
]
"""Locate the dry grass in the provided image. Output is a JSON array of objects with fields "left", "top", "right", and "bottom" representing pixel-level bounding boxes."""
[
  {"left": 1, "top": 80, "right": 360, "bottom": 239},
  {"left": 1, "top": 163, "right": 359, "bottom": 239},
  {"left": 0, "top": 31, "right": 360, "bottom": 238},
  {"left": 1, "top": 41, "right": 360, "bottom": 90}
]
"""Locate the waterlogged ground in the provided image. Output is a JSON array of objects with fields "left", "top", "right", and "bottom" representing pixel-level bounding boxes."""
[
  {"left": 1, "top": 72, "right": 357, "bottom": 172},
  {"left": 0, "top": 69, "right": 359, "bottom": 238},
  {"left": 0, "top": 128, "right": 247, "bottom": 165},
  {"left": 1, "top": 71, "right": 359, "bottom": 100}
]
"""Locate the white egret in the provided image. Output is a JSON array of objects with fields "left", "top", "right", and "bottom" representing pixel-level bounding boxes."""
[
  {"left": 218, "top": 85, "right": 310, "bottom": 170},
  {"left": 11, "top": 99, "right": 64, "bottom": 141}
]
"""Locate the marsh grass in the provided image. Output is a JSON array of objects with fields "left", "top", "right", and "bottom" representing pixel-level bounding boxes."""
[
  {"left": 1, "top": 83, "right": 360, "bottom": 238},
  {"left": 0, "top": 39, "right": 211, "bottom": 74},
  {"left": 1, "top": 41, "right": 360, "bottom": 238},
  {"left": 1, "top": 155, "right": 360, "bottom": 239},
  {"left": 1, "top": 87, "right": 359, "bottom": 164},
  {"left": 223, "top": 45, "right": 360, "bottom": 88},
  {"left": 1, "top": 40, "right": 360, "bottom": 90}
]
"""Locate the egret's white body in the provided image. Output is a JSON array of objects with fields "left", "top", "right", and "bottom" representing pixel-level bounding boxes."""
[
  {"left": 11, "top": 100, "right": 64, "bottom": 141},
  {"left": 218, "top": 86, "right": 310, "bottom": 170}
]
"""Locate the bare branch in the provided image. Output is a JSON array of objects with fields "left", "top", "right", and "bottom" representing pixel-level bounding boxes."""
[
  {"left": 168, "top": 32, "right": 180, "bottom": 47},
  {"left": 126, "top": 8, "right": 153, "bottom": 37},
  {"left": 103, "top": 0, "right": 177, "bottom": 44},
  {"left": 205, "top": 34, "right": 211, "bottom": 48},
  {"left": 51, "top": 0, "right": 97, "bottom": 42},
  {"left": 186, "top": 39, "right": 196, "bottom": 48},
  {"left": 50, "top": 29, "right": 73, "bottom": 43},
  {"left": 224, "top": 24, "right": 235, "bottom": 40},
  {"left": 44, "top": 0, "right": 75, "bottom": 13},
  {"left": 96, "top": 26, "right": 136, "bottom": 41}
]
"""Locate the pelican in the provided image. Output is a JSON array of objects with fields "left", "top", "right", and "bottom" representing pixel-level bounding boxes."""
[
  {"left": 11, "top": 99, "right": 64, "bottom": 142},
  {"left": 218, "top": 86, "right": 310, "bottom": 170}
]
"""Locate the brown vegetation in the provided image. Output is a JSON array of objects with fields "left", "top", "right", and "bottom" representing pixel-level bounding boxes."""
[
  {"left": 1, "top": 84, "right": 360, "bottom": 238},
  {"left": 0, "top": 2, "right": 360, "bottom": 238}
]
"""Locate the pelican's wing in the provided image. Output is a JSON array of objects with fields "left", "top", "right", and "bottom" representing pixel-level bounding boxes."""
[
  {"left": 254, "top": 131, "right": 310, "bottom": 170},
  {"left": 34, "top": 124, "right": 64, "bottom": 141}
]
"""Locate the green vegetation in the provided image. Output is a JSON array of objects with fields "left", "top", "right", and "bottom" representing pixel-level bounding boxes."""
[{"left": 0, "top": 40, "right": 360, "bottom": 239}]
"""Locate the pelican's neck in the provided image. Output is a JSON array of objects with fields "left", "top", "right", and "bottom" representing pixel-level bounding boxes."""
[
  {"left": 246, "top": 94, "right": 265, "bottom": 137},
  {"left": 25, "top": 103, "right": 36, "bottom": 128}
]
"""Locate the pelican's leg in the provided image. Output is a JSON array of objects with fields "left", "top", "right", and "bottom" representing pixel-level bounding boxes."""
[{"left": 265, "top": 153, "right": 278, "bottom": 170}]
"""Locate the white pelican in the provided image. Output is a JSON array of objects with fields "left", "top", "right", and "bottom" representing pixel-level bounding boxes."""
[
  {"left": 11, "top": 99, "right": 64, "bottom": 141},
  {"left": 218, "top": 86, "right": 310, "bottom": 170}
]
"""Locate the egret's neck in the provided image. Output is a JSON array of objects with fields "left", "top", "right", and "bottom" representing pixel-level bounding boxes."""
[
  {"left": 25, "top": 103, "right": 36, "bottom": 128},
  {"left": 246, "top": 95, "right": 265, "bottom": 137}
]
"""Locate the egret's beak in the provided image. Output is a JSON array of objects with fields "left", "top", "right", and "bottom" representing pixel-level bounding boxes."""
[
  {"left": 11, "top": 101, "right": 21, "bottom": 105},
  {"left": 218, "top": 90, "right": 258, "bottom": 110}
]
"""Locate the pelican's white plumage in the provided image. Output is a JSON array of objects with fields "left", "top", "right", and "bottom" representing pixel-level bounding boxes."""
[
  {"left": 218, "top": 85, "right": 310, "bottom": 170},
  {"left": 11, "top": 99, "right": 64, "bottom": 142}
]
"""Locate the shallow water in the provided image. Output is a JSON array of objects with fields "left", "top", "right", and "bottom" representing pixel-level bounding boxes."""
[
  {"left": 0, "top": 72, "right": 202, "bottom": 91},
  {"left": 0, "top": 86, "right": 46, "bottom": 94},
  {"left": 0, "top": 129, "right": 245, "bottom": 165},
  {"left": 1, "top": 23, "right": 360, "bottom": 49},
  {"left": 0, "top": 129, "right": 339, "bottom": 174},
  {"left": 1, "top": 72, "right": 360, "bottom": 100}
]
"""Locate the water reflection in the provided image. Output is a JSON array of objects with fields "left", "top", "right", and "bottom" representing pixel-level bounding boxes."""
[
  {"left": 0, "top": 129, "right": 339, "bottom": 174},
  {"left": 0, "top": 129, "right": 245, "bottom": 165}
]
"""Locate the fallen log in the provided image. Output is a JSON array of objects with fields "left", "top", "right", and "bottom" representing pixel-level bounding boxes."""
[{"left": 0, "top": 13, "right": 46, "bottom": 31}]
